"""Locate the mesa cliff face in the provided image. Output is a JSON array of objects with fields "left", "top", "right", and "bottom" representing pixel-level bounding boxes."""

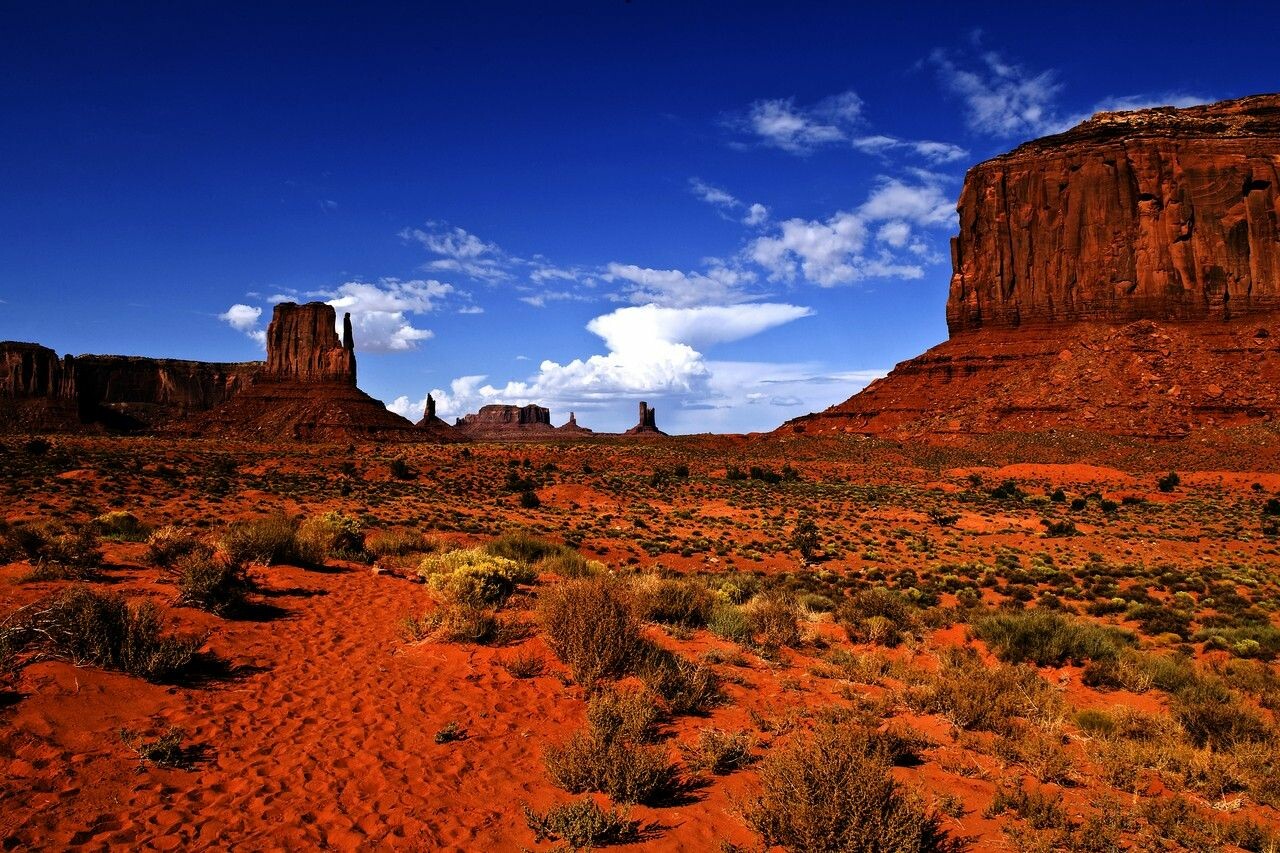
[
  {"left": 948, "top": 93, "right": 1280, "bottom": 333},
  {"left": 782, "top": 94, "right": 1280, "bottom": 439},
  {"left": 265, "top": 303, "right": 357, "bottom": 384}
]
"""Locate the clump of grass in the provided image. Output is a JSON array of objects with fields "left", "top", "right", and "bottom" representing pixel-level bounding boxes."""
[
  {"left": 498, "top": 648, "right": 547, "bottom": 678},
  {"left": 904, "top": 647, "right": 1061, "bottom": 734},
  {"left": 679, "top": 728, "right": 753, "bottom": 774},
  {"left": 984, "top": 784, "right": 1068, "bottom": 830},
  {"left": 745, "top": 593, "right": 801, "bottom": 652},
  {"left": 543, "top": 689, "right": 686, "bottom": 805},
  {"left": 419, "top": 548, "right": 535, "bottom": 607},
  {"left": 220, "top": 514, "right": 307, "bottom": 566},
  {"left": 92, "top": 510, "right": 149, "bottom": 541},
  {"left": 522, "top": 798, "right": 643, "bottom": 849},
  {"left": 637, "top": 644, "right": 722, "bottom": 715},
  {"left": 296, "top": 511, "right": 364, "bottom": 561},
  {"left": 538, "top": 576, "right": 645, "bottom": 685},
  {"left": 364, "top": 528, "right": 431, "bottom": 558},
  {"left": 423, "top": 602, "right": 524, "bottom": 645},
  {"left": 743, "top": 721, "right": 963, "bottom": 852},
  {"left": 634, "top": 575, "right": 714, "bottom": 628},
  {"left": 120, "top": 726, "right": 191, "bottom": 768},
  {"left": 971, "top": 608, "right": 1133, "bottom": 666},
  {"left": 144, "top": 526, "right": 204, "bottom": 568},
  {"left": 838, "top": 587, "right": 915, "bottom": 647},
  {"left": 171, "top": 550, "right": 251, "bottom": 616},
  {"left": 21, "top": 587, "right": 204, "bottom": 682},
  {"left": 10, "top": 522, "right": 102, "bottom": 580}
]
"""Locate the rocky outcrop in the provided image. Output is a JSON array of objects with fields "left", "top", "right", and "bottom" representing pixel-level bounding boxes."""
[
  {"left": 265, "top": 302, "right": 357, "bottom": 384},
  {"left": 624, "top": 401, "right": 665, "bottom": 435},
  {"left": 0, "top": 341, "right": 256, "bottom": 432},
  {"left": 415, "top": 393, "right": 461, "bottom": 440},
  {"left": 948, "top": 93, "right": 1280, "bottom": 333},
  {"left": 558, "top": 411, "right": 593, "bottom": 434},
  {"left": 455, "top": 404, "right": 557, "bottom": 438},
  {"left": 782, "top": 94, "right": 1280, "bottom": 438},
  {"left": 188, "top": 302, "right": 436, "bottom": 442}
]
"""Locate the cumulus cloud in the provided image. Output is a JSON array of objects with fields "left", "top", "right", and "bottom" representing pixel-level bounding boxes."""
[
  {"left": 739, "top": 90, "right": 863, "bottom": 153},
  {"left": 219, "top": 304, "right": 266, "bottom": 346},
  {"left": 748, "top": 176, "right": 955, "bottom": 287},
  {"left": 417, "top": 303, "right": 812, "bottom": 426},
  {"left": 932, "top": 46, "right": 1208, "bottom": 139}
]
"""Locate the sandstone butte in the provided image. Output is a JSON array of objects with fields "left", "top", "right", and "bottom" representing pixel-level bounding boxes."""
[
  {"left": 452, "top": 404, "right": 597, "bottom": 438},
  {"left": 782, "top": 92, "right": 1280, "bottom": 439},
  {"left": 624, "top": 400, "right": 666, "bottom": 436}
]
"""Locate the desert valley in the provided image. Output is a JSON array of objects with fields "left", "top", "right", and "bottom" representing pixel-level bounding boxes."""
[{"left": 4, "top": 24, "right": 1280, "bottom": 853}]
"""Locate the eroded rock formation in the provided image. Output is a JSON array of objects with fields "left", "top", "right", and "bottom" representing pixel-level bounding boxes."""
[
  {"left": 265, "top": 302, "right": 357, "bottom": 384},
  {"left": 782, "top": 94, "right": 1280, "bottom": 438},
  {"left": 558, "top": 411, "right": 593, "bottom": 434},
  {"left": 948, "top": 93, "right": 1280, "bottom": 333},
  {"left": 625, "top": 401, "right": 665, "bottom": 435},
  {"left": 455, "top": 404, "right": 557, "bottom": 438}
]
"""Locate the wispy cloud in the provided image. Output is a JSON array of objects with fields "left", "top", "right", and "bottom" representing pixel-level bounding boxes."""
[
  {"left": 735, "top": 90, "right": 864, "bottom": 154},
  {"left": 688, "top": 178, "right": 770, "bottom": 227}
]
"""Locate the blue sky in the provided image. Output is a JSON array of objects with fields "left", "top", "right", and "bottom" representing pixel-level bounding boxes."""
[{"left": 3, "top": 2, "right": 1276, "bottom": 433}]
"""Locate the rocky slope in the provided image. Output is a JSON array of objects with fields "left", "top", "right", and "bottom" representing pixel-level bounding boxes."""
[{"left": 782, "top": 94, "right": 1280, "bottom": 438}]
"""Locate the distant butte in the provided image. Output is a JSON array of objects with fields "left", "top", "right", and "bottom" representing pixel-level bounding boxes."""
[
  {"left": 781, "top": 93, "right": 1280, "bottom": 439},
  {"left": 624, "top": 401, "right": 666, "bottom": 436}
]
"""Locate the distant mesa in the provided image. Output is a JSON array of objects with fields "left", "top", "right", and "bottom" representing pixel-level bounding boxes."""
[
  {"left": 624, "top": 401, "right": 665, "bottom": 436},
  {"left": 558, "top": 411, "right": 593, "bottom": 435},
  {"left": 781, "top": 93, "right": 1280, "bottom": 439},
  {"left": 453, "top": 403, "right": 596, "bottom": 438}
]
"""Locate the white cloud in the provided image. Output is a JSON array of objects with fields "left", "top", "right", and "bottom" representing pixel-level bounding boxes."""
[
  {"left": 400, "top": 221, "right": 511, "bottom": 282},
  {"left": 932, "top": 46, "right": 1208, "bottom": 139},
  {"left": 741, "top": 90, "right": 863, "bottom": 153},
  {"left": 689, "top": 178, "right": 770, "bottom": 227},
  {"left": 853, "top": 135, "right": 969, "bottom": 164},
  {"left": 743, "top": 203, "right": 769, "bottom": 226},
  {"left": 219, "top": 303, "right": 266, "bottom": 346},
  {"left": 424, "top": 303, "right": 812, "bottom": 426},
  {"left": 749, "top": 176, "right": 954, "bottom": 287},
  {"left": 604, "top": 262, "right": 758, "bottom": 308}
]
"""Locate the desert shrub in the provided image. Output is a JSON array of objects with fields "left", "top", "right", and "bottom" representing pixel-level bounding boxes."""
[
  {"left": 419, "top": 548, "right": 534, "bottom": 607},
  {"left": 523, "top": 798, "right": 643, "bottom": 848},
  {"left": 144, "top": 526, "right": 205, "bottom": 568},
  {"left": 538, "top": 576, "right": 645, "bottom": 685},
  {"left": 26, "top": 586, "right": 203, "bottom": 681},
  {"left": 10, "top": 522, "right": 102, "bottom": 580},
  {"left": 838, "top": 587, "right": 914, "bottom": 647},
  {"left": 536, "top": 549, "right": 604, "bottom": 578},
  {"left": 519, "top": 490, "right": 541, "bottom": 509},
  {"left": 1171, "top": 680, "right": 1274, "bottom": 749},
  {"left": 743, "top": 722, "right": 963, "bottom": 853},
  {"left": 1074, "top": 708, "right": 1116, "bottom": 736},
  {"left": 1196, "top": 624, "right": 1280, "bottom": 660},
  {"left": 1132, "top": 604, "right": 1192, "bottom": 640},
  {"left": 296, "top": 511, "right": 363, "bottom": 561},
  {"left": 707, "top": 602, "right": 753, "bottom": 644},
  {"left": 680, "top": 728, "right": 753, "bottom": 774},
  {"left": 1157, "top": 472, "right": 1181, "bottom": 492},
  {"left": 364, "top": 528, "right": 429, "bottom": 557},
  {"left": 120, "top": 726, "right": 190, "bottom": 768},
  {"left": 990, "top": 480, "right": 1026, "bottom": 501},
  {"left": 486, "top": 530, "right": 567, "bottom": 565},
  {"left": 971, "top": 609, "right": 1133, "bottom": 666},
  {"left": 172, "top": 550, "right": 251, "bottom": 615},
  {"left": 544, "top": 690, "right": 684, "bottom": 805},
  {"left": 92, "top": 510, "right": 149, "bottom": 541},
  {"left": 388, "top": 457, "right": 415, "bottom": 480},
  {"left": 424, "top": 602, "right": 504, "bottom": 644},
  {"left": 220, "top": 514, "right": 305, "bottom": 566},
  {"left": 634, "top": 575, "right": 714, "bottom": 627},
  {"left": 434, "top": 721, "right": 467, "bottom": 743},
  {"left": 746, "top": 594, "right": 801, "bottom": 651},
  {"left": 906, "top": 647, "right": 1061, "bottom": 734},
  {"left": 984, "top": 784, "right": 1068, "bottom": 830},
  {"left": 498, "top": 648, "right": 546, "bottom": 678},
  {"left": 1041, "top": 519, "right": 1077, "bottom": 537},
  {"left": 637, "top": 645, "right": 722, "bottom": 715},
  {"left": 586, "top": 686, "right": 663, "bottom": 743},
  {"left": 790, "top": 513, "right": 820, "bottom": 560}
]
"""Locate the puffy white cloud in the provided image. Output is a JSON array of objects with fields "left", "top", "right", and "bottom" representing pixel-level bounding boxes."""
[
  {"left": 743, "top": 203, "right": 769, "bottom": 226},
  {"left": 748, "top": 175, "right": 955, "bottom": 287},
  {"left": 421, "top": 303, "right": 813, "bottom": 426},
  {"left": 219, "top": 303, "right": 266, "bottom": 346},
  {"left": 741, "top": 90, "right": 863, "bottom": 153},
  {"left": 604, "top": 262, "right": 757, "bottom": 308}
]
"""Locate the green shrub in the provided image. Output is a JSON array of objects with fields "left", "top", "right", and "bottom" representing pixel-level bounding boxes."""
[
  {"left": 388, "top": 457, "right": 415, "bottom": 480},
  {"left": 637, "top": 645, "right": 722, "bottom": 715},
  {"left": 296, "top": 511, "right": 363, "bottom": 560},
  {"left": 707, "top": 602, "right": 753, "bottom": 644},
  {"left": 743, "top": 722, "right": 963, "bottom": 852},
  {"left": 486, "top": 531, "right": 568, "bottom": 565},
  {"left": 538, "top": 576, "right": 645, "bottom": 685},
  {"left": 634, "top": 575, "right": 714, "bottom": 627},
  {"left": 1171, "top": 680, "right": 1274, "bottom": 749},
  {"left": 1157, "top": 472, "right": 1181, "bottom": 492},
  {"left": 92, "top": 510, "right": 149, "bottom": 541},
  {"left": 838, "top": 587, "right": 914, "bottom": 647},
  {"left": 26, "top": 587, "right": 204, "bottom": 682},
  {"left": 906, "top": 647, "right": 1061, "bottom": 734},
  {"left": 747, "top": 594, "right": 801, "bottom": 651},
  {"left": 220, "top": 514, "right": 307, "bottom": 566},
  {"left": 1074, "top": 708, "right": 1116, "bottom": 736},
  {"left": 523, "top": 798, "right": 642, "bottom": 848},
  {"left": 972, "top": 609, "right": 1133, "bottom": 666},
  {"left": 1196, "top": 624, "right": 1280, "bottom": 660},
  {"left": 144, "top": 526, "right": 205, "bottom": 568},
  {"left": 419, "top": 548, "right": 534, "bottom": 607},
  {"left": 364, "top": 528, "right": 430, "bottom": 557},
  {"left": 173, "top": 551, "right": 251, "bottom": 615}
]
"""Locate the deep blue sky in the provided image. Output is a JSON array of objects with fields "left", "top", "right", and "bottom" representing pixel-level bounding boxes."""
[{"left": 3, "top": 2, "right": 1276, "bottom": 432}]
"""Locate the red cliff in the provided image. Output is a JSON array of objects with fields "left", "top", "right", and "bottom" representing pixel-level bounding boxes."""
[{"left": 264, "top": 302, "right": 357, "bottom": 384}]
